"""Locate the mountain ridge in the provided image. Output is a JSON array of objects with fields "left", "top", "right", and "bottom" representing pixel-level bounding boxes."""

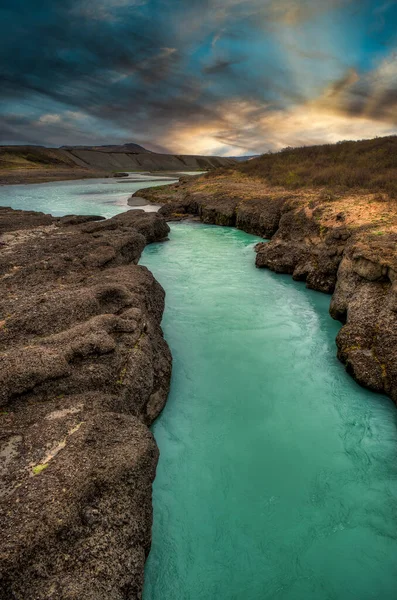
[
  {"left": 60, "top": 142, "right": 153, "bottom": 154},
  {"left": 0, "top": 143, "right": 237, "bottom": 184}
]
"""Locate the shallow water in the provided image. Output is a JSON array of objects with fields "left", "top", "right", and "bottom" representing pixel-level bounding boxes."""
[
  {"left": 141, "top": 223, "right": 397, "bottom": 600},
  {"left": 0, "top": 174, "right": 176, "bottom": 218}
]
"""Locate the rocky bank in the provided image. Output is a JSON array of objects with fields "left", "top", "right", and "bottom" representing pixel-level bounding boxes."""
[
  {"left": 0, "top": 208, "right": 172, "bottom": 599},
  {"left": 134, "top": 173, "right": 397, "bottom": 404}
]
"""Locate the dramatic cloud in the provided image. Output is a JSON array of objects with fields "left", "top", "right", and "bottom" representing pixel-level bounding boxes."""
[{"left": 1, "top": 0, "right": 397, "bottom": 153}]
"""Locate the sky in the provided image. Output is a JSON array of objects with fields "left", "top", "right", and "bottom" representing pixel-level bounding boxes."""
[{"left": 2, "top": 0, "right": 397, "bottom": 156}]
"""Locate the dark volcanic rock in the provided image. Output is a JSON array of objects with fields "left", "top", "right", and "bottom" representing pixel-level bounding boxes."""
[
  {"left": 0, "top": 208, "right": 172, "bottom": 599},
  {"left": 330, "top": 236, "right": 397, "bottom": 400},
  {"left": 57, "top": 214, "right": 106, "bottom": 227},
  {"left": 235, "top": 196, "right": 287, "bottom": 238},
  {"left": 255, "top": 206, "right": 347, "bottom": 294},
  {"left": 0, "top": 207, "right": 54, "bottom": 233}
]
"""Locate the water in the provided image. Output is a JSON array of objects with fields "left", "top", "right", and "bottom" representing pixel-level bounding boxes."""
[
  {"left": 0, "top": 174, "right": 178, "bottom": 218},
  {"left": 141, "top": 223, "right": 397, "bottom": 600}
]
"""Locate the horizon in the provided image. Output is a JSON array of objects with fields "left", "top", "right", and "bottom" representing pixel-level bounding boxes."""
[
  {"left": 3, "top": 134, "right": 397, "bottom": 159},
  {"left": 2, "top": 1, "right": 397, "bottom": 156}
]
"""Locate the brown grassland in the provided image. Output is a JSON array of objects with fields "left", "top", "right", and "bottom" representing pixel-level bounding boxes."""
[{"left": 237, "top": 135, "right": 397, "bottom": 198}]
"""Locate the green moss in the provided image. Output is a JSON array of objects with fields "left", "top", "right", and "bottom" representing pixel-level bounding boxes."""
[
  {"left": 116, "top": 367, "right": 127, "bottom": 385},
  {"left": 319, "top": 224, "right": 328, "bottom": 237},
  {"left": 344, "top": 344, "right": 361, "bottom": 353},
  {"left": 32, "top": 463, "right": 49, "bottom": 476}
]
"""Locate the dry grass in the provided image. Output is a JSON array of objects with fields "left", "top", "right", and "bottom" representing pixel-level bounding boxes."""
[
  {"left": 235, "top": 136, "right": 397, "bottom": 197},
  {"left": 0, "top": 147, "right": 78, "bottom": 171},
  {"left": 139, "top": 163, "right": 397, "bottom": 236}
]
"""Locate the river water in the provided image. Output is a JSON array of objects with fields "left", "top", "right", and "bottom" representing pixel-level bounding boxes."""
[
  {"left": 1, "top": 178, "right": 396, "bottom": 599},
  {"left": 0, "top": 173, "right": 178, "bottom": 218},
  {"left": 141, "top": 223, "right": 397, "bottom": 600}
]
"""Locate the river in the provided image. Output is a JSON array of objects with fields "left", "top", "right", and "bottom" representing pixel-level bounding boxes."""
[
  {"left": 0, "top": 173, "right": 179, "bottom": 217},
  {"left": 1, "top": 178, "right": 397, "bottom": 599},
  {"left": 141, "top": 222, "right": 397, "bottom": 600}
]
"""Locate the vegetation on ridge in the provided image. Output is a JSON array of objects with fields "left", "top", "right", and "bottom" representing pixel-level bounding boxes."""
[{"left": 235, "top": 136, "right": 397, "bottom": 197}]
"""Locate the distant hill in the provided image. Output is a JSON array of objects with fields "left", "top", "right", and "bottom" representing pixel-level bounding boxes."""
[
  {"left": 0, "top": 143, "right": 237, "bottom": 183},
  {"left": 228, "top": 155, "right": 259, "bottom": 162},
  {"left": 60, "top": 143, "right": 153, "bottom": 154},
  {"left": 60, "top": 144, "right": 236, "bottom": 171}
]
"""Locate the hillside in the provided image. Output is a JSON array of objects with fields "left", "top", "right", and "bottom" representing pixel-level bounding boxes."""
[
  {"left": 0, "top": 144, "right": 237, "bottom": 184},
  {"left": 236, "top": 135, "right": 397, "bottom": 197},
  {"left": 60, "top": 142, "right": 152, "bottom": 154}
]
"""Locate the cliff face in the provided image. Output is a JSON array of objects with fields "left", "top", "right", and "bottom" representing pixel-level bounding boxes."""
[
  {"left": 134, "top": 173, "right": 397, "bottom": 404},
  {"left": 331, "top": 241, "right": 397, "bottom": 397},
  {"left": 0, "top": 208, "right": 172, "bottom": 599}
]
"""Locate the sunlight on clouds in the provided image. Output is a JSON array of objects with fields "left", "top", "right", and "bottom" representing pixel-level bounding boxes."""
[
  {"left": 167, "top": 47, "right": 397, "bottom": 155},
  {"left": 165, "top": 125, "right": 233, "bottom": 156},
  {"left": 208, "top": 0, "right": 356, "bottom": 27},
  {"left": 254, "top": 103, "right": 397, "bottom": 150},
  {"left": 37, "top": 111, "right": 87, "bottom": 127},
  {"left": 37, "top": 114, "right": 62, "bottom": 125},
  {"left": 65, "top": 111, "right": 86, "bottom": 120},
  {"left": 4, "top": 0, "right": 397, "bottom": 152},
  {"left": 362, "top": 55, "right": 397, "bottom": 120},
  {"left": 164, "top": 94, "right": 397, "bottom": 156}
]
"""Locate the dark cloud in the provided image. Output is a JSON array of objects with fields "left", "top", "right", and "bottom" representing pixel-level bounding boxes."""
[
  {"left": 317, "top": 63, "right": 397, "bottom": 126},
  {"left": 202, "top": 57, "right": 245, "bottom": 75},
  {"left": 1, "top": 0, "right": 397, "bottom": 153}
]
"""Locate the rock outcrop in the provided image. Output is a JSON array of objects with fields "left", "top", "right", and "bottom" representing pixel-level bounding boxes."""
[
  {"left": 330, "top": 238, "right": 397, "bottom": 398},
  {"left": 0, "top": 208, "right": 172, "bottom": 599},
  {"left": 134, "top": 175, "right": 397, "bottom": 404}
]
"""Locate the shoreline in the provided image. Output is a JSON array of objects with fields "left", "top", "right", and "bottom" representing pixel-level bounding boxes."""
[
  {"left": 0, "top": 170, "right": 200, "bottom": 187},
  {"left": 0, "top": 169, "right": 112, "bottom": 186}
]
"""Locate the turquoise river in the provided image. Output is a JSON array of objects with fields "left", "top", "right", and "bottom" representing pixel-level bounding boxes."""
[
  {"left": 1, "top": 178, "right": 397, "bottom": 599},
  {"left": 141, "top": 224, "right": 397, "bottom": 600}
]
